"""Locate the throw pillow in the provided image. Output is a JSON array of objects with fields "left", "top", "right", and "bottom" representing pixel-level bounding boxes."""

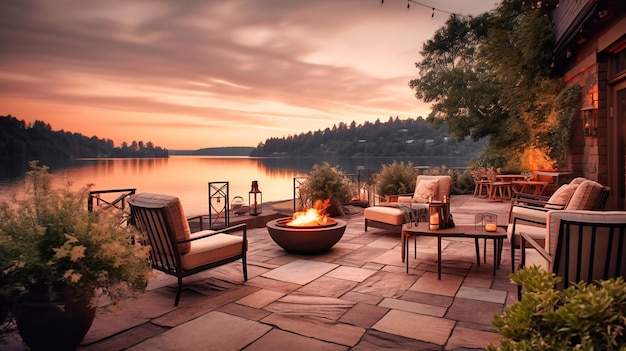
[
  {"left": 413, "top": 179, "right": 439, "bottom": 203},
  {"left": 545, "top": 183, "right": 579, "bottom": 209}
]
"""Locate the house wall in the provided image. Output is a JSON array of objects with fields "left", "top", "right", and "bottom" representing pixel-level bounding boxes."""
[{"left": 559, "top": 8, "right": 625, "bottom": 209}]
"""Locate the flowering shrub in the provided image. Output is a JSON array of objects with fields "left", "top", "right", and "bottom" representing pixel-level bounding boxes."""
[{"left": 0, "top": 162, "right": 151, "bottom": 322}]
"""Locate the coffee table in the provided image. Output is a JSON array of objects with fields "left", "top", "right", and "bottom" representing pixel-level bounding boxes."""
[{"left": 402, "top": 222, "right": 507, "bottom": 278}]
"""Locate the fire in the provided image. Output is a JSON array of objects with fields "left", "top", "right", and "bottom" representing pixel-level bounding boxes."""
[{"left": 287, "top": 199, "right": 331, "bottom": 227}]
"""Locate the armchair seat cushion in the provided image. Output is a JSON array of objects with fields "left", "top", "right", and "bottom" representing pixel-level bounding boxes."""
[
  {"left": 364, "top": 206, "right": 405, "bottom": 225},
  {"left": 182, "top": 232, "right": 245, "bottom": 270}
]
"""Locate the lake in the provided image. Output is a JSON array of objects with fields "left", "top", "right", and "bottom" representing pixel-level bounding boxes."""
[{"left": 0, "top": 156, "right": 471, "bottom": 215}]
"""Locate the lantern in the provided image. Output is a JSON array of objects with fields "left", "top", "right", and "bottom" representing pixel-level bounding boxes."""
[
  {"left": 249, "top": 180, "right": 262, "bottom": 216},
  {"left": 428, "top": 202, "right": 445, "bottom": 231},
  {"left": 581, "top": 105, "right": 597, "bottom": 137}
]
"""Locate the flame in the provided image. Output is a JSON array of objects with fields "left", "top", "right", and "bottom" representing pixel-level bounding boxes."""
[{"left": 287, "top": 199, "right": 330, "bottom": 227}]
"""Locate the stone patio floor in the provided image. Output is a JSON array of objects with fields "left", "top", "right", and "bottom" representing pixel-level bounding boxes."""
[{"left": 2, "top": 195, "right": 519, "bottom": 350}]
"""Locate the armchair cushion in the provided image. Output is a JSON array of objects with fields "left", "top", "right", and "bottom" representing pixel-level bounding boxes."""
[
  {"left": 129, "top": 193, "right": 192, "bottom": 254},
  {"left": 544, "top": 183, "right": 579, "bottom": 209},
  {"left": 182, "top": 232, "right": 245, "bottom": 270},
  {"left": 565, "top": 180, "right": 602, "bottom": 210},
  {"left": 412, "top": 178, "right": 439, "bottom": 203}
]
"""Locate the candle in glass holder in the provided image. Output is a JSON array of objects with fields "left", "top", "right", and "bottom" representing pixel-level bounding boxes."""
[
  {"left": 429, "top": 214, "right": 439, "bottom": 231},
  {"left": 485, "top": 223, "right": 497, "bottom": 232}
]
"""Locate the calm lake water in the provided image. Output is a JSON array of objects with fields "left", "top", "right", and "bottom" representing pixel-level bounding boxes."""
[{"left": 0, "top": 156, "right": 471, "bottom": 215}]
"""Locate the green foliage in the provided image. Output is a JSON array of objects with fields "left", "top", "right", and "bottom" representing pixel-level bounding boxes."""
[
  {"left": 299, "top": 163, "right": 354, "bottom": 214},
  {"left": 410, "top": 1, "right": 580, "bottom": 168},
  {"left": 374, "top": 161, "right": 419, "bottom": 197},
  {"left": 0, "top": 162, "right": 151, "bottom": 327},
  {"left": 488, "top": 266, "right": 626, "bottom": 350},
  {"left": 544, "top": 84, "right": 582, "bottom": 169}
]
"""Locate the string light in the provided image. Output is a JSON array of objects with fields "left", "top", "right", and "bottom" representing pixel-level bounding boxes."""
[{"left": 381, "top": 0, "right": 466, "bottom": 20}]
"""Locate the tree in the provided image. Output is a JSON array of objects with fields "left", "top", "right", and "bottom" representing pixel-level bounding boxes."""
[{"left": 410, "top": 0, "right": 573, "bottom": 170}]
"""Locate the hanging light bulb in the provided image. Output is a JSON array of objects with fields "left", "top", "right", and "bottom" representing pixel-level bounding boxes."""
[{"left": 432, "top": 7, "right": 435, "bottom": 17}]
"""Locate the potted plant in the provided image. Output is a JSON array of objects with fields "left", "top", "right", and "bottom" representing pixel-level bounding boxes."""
[
  {"left": 299, "top": 163, "right": 354, "bottom": 217},
  {"left": 488, "top": 266, "right": 626, "bottom": 350},
  {"left": 0, "top": 162, "right": 151, "bottom": 350}
]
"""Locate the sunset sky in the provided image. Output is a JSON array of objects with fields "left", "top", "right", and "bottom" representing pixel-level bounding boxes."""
[{"left": 1, "top": 0, "right": 498, "bottom": 150}]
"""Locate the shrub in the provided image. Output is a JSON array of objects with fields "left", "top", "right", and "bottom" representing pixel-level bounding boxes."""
[
  {"left": 374, "top": 161, "right": 419, "bottom": 198},
  {"left": 488, "top": 266, "right": 626, "bottom": 350},
  {"left": 299, "top": 163, "right": 353, "bottom": 215}
]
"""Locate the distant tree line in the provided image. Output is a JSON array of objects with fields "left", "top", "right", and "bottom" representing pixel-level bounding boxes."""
[
  {"left": 250, "top": 116, "right": 487, "bottom": 158},
  {"left": 0, "top": 115, "right": 168, "bottom": 176}
]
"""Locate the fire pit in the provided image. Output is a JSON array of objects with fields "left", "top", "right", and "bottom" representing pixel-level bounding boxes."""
[
  {"left": 266, "top": 217, "right": 347, "bottom": 254},
  {"left": 266, "top": 200, "right": 346, "bottom": 254}
]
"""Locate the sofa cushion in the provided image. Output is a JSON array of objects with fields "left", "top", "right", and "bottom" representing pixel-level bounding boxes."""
[{"left": 130, "top": 193, "right": 192, "bottom": 255}]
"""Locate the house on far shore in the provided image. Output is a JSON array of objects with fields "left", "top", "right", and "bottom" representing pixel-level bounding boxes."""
[{"left": 551, "top": 0, "right": 626, "bottom": 209}]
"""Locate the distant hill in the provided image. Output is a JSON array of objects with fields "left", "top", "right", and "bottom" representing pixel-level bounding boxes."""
[
  {"left": 169, "top": 147, "right": 255, "bottom": 156},
  {"left": 0, "top": 115, "right": 168, "bottom": 178},
  {"left": 251, "top": 116, "right": 487, "bottom": 158}
]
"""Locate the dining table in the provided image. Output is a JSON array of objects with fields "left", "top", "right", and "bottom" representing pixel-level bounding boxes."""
[{"left": 511, "top": 180, "right": 550, "bottom": 195}]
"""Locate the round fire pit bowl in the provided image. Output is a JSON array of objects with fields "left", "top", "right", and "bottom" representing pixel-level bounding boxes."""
[{"left": 266, "top": 217, "right": 347, "bottom": 254}]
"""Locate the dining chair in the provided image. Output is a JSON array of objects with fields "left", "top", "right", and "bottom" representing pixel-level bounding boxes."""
[{"left": 128, "top": 193, "right": 248, "bottom": 306}]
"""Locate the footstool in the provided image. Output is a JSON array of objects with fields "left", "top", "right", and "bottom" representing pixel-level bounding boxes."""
[{"left": 364, "top": 206, "right": 409, "bottom": 261}]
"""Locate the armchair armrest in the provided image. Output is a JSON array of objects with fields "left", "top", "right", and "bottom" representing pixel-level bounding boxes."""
[
  {"left": 385, "top": 193, "right": 413, "bottom": 202},
  {"left": 179, "top": 223, "right": 247, "bottom": 243},
  {"left": 186, "top": 214, "right": 206, "bottom": 230},
  {"left": 520, "top": 231, "right": 552, "bottom": 264}
]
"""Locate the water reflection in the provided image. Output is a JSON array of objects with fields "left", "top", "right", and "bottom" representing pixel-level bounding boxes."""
[{"left": 0, "top": 155, "right": 471, "bottom": 216}]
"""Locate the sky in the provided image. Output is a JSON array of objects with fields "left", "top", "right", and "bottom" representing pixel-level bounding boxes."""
[{"left": 0, "top": 0, "right": 498, "bottom": 150}]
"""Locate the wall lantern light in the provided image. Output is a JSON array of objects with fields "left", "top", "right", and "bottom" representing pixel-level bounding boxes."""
[{"left": 581, "top": 105, "right": 597, "bottom": 137}]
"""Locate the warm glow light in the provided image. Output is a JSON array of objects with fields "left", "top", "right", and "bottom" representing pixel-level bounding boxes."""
[
  {"left": 287, "top": 199, "right": 331, "bottom": 227},
  {"left": 520, "top": 147, "right": 554, "bottom": 171}
]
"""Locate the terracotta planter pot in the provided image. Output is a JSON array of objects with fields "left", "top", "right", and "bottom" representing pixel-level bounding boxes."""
[{"left": 14, "top": 288, "right": 96, "bottom": 351}]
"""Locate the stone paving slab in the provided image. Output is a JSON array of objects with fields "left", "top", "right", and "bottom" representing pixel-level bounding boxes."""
[
  {"left": 338, "top": 302, "right": 390, "bottom": 329},
  {"left": 445, "top": 297, "right": 505, "bottom": 326},
  {"left": 353, "top": 330, "right": 442, "bottom": 350},
  {"left": 129, "top": 311, "right": 271, "bottom": 351},
  {"left": 325, "top": 265, "right": 378, "bottom": 282},
  {"left": 456, "top": 285, "right": 508, "bottom": 304},
  {"left": 409, "top": 271, "right": 464, "bottom": 296},
  {"left": 264, "top": 294, "right": 355, "bottom": 320},
  {"left": 235, "top": 289, "right": 286, "bottom": 308},
  {"left": 261, "top": 259, "right": 338, "bottom": 285},
  {"left": 261, "top": 313, "right": 366, "bottom": 347},
  {"left": 372, "top": 309, "right": 455, "bottom": 345},
  {"left": 445, "top": 325, "right": 503, "bottom": 350},
  {"left": 378, "top": 297, "right": 447, "bottom": 317},
  {"left": 245, "top": 329, "right": 348, "bottom": 351}
]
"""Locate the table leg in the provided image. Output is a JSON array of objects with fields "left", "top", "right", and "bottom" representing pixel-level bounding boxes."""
[
  {"left": 437, "top": 236, "right": 442, "bottom": 280},
  {"left": 493, "top": 238, "right": 497, "bottom": 276},
  {"left": 405, "top": 234, "right": 409, "bottom": 274},
  {"left": 474, "top": 238, "right": 480, "bottom": 266}
]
